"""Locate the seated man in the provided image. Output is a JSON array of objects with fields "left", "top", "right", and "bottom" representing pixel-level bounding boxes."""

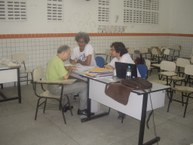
[
  {"left": 46, "top": 45, "right": 88, "bottom": 115},
  {"left": 105, "top": 42, "right": 135, "bottom": 121},
  {"left": 105, "top": 42, "right": 134, "bottom": 69}
]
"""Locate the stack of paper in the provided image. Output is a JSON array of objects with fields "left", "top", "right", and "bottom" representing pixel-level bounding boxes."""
[{"left": 85, "top": 67, "right": 113, "bottom": 77}]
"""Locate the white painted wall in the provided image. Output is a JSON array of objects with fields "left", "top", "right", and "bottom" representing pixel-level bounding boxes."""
[
  {"left": 0, "top": 0, "right": 173, "bottom": 34},
  {"left": 168, "top": 0, "right": 193, "bottom": 33}
]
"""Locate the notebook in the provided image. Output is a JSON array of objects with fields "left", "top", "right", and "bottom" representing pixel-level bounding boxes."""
[{"left": 115, "top": 62, "right": 137, "bottom": 79}]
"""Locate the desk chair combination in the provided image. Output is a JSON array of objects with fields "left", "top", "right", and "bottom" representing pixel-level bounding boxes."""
[
  {"left": 172, "top": 45, "right": 182, "bottom": 61},
  {"left": 161, "top": 48, "right": 171, "bottom": 61},
  {"left": 156, "top": 60, "right": 177, "bottom": 86},
  {"left": 32, "top": 67, "right": 75, "bottom": 124},
  {"left": 175, "top": 58, "right": 190, "bottom": 76},
  {"left": 127, "top": 47, "right": 135, "bottom": 59},
  {"left": 150, "top": 47, "right": 162, "bottom": 64},
  {"left": 167, "top": 64, "right": 193, "bottom": 118},
  {"left": 144, "top": 59, "right": 153, "bottom": 76},
  {"left": 139, "top": 48, "right": 150, "bottom": 59},
  {"left": 190, "top": 56, "right": 193, "bottom": 64},
  {"left": 11, "top": 53, "right": 32, "bottom": 85},
  {"left": 171, "top": 58, "right": 190, "bottom": 85}
]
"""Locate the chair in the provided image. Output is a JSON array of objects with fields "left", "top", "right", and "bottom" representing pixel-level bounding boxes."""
[
  {"left": 162, "top": 48, "right": 171, "bottom": 61},
  {"left": 144, "top": 59, "right": 155, "bottom": 76},
  {"left": 150, "top": 47, "right": 162, "bottom": 64},
  {"left": 159, "top": 60, "right": 177, "bottom": 85},
  {"left": 175, "top": 58, "right": 190, "bottom": 76},
  {"left": 95, "top": 56, "right": 105, "bottom": 68},
  {"left": 137, "top": 64, "right": 148, "bottom": 79},
  {"left": 32, "top": 67, "right": 76, "bottom": 124},
  {"left": 172, "top": 45, "right": 182, "bottom": 61},
  {"left": 170, "top": 58, "right": 190, "bottom": 86},
  {"left": 139, "top": 48, "right": 150, "bottom": 59},
  {"left": 127, "top": 48, "right": 135, "bottom": 59},
  {"left": 167, "top": 64, "right": 193, "bottom": 117},
  {"left": 190, "top": 56, "right": 193, "bottom": 64},
  {"left": 11, "top": 53, "right": 32, "bottom": 85}
]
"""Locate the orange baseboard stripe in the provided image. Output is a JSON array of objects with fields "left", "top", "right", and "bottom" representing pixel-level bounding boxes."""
[{"left": 0, "top": 33, "right": 193, "bottom": 39}]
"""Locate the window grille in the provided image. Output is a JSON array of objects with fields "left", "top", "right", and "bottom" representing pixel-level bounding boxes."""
[
  {"left": 98, "top": 0, "right": 110, "bottom": 22},
  {"left": 123, "top": 0, "right": 159, "bottom": 24},
  {"left": 0, "top": 0, "right": 27, "bottom": 21},
  {"left": 47, "top": 0, "right": 63, "bottom": 21}
]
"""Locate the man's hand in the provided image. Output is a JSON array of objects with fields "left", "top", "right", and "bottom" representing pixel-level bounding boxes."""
[{"left": 65, "top": 66, "right": 76, "bottom": 72}]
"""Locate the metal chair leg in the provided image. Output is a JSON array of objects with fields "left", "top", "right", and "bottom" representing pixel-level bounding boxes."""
[
  {"left": 35, "top": 98, "right": 41, "bottom": 120},
  {"left": 183, "top": 95, "right": 190, "bottom": 118},
  {"left": 167, "top": 89, "right": 173, "bottom": 112},
  {"left": 43, "top": 98, "right": 47, "bottom": 113},
  {"left": 66, "top": 95, "right": 73, "bottom": 116},
  {"left": 62, "top": 109, "right": 67, "bottom": 124}
]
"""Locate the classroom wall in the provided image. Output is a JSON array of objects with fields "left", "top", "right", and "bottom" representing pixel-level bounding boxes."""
[
  {"left": 1, "top": 0, "right": 170, "bottom": 34},
  {"left": 0, "top": 0, "right": 193, "bottom": 80},
  {"left": 168, "top": 0, "right": 193, "bottom": 34}
]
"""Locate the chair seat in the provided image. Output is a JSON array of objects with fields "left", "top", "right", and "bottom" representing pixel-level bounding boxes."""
[
  {"left": 172, "top": 86, "right": 193, "bottom": 93},
  {"left": 159, "top": 71, "right": 177, "bottom": 77},
  {"left": 39, "top": 90, "right": 60, "bottom": 99},
  {"left": 151, "top": 79, "right": 167, "bottom": 85},
  {"left": 171, "top": 75, "right": 185, "bottom": 81}
]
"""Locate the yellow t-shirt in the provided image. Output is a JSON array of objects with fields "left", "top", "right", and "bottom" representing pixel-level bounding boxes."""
[{"left": 46, "top": 55, "right": 68, "bottom": 81}]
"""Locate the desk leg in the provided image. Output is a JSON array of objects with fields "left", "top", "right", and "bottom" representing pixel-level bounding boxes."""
[
  {"left": 17, "top": 68, "right": 21, "bottom": 103},
  {"left": 81, "top": 78, "right": 109, "bottom": 122},
  {"left": 0, "top": 91, "right": 6, "bottom": 99},
  {"left": 139, "top": 93, "right": 160, "bottom": 145}
]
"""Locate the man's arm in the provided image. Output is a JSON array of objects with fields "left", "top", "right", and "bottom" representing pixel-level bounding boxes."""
[{"left": 77, "top": 54, "right": 92, "bottom": 66}]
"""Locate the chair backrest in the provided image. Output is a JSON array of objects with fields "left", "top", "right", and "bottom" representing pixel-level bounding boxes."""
[
  {"left": 190, "top": 56, "right": 193, "bottom": 64},
  {"left": 127, "top": 48, "right": 135, "bottom": 55},
  {"left": 163, "top": 48, "right": 170, "bottom": 55},
  {"left": 12, "top": 53, "right": 27, "bottom": 71},
  {"left": 184, "top": 64, "right": 193, "bottom": 76},
  {"left": 139, "top": 48, "right": 148, "bottom": 54},
  {"left": 12, "top": 53, "right": 27, "bottom": 63},
  {"left": 95, "top": 56, "right": 105, "bottom": 68},
  {"left": 176, "top": 58, "right": 190, "bottom": 68},
  {"left": 160, "top": 60, "right": 176, "bottom": 72},
  {"left": 151, "top": 47, "right": 160, "bottom": 55},
  {"left": 144, "top": 59, "right": 151, "bottom": 70},
  {"left": 137, "top": 64, "right": 148, "bottom": 79},
  {"left": 32, "top": 67, "right": 44, "bottom": 82}
]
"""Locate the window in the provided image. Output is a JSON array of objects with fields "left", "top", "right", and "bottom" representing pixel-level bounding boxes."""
[
  {"left": 0, "top": 0, "right": 27, "bottom": 21},
  {"left": 123, "top": 0, "right": 159, "bottom": 24},
  {"left": 47, "top": 0, "right": 63, "bottom": 21}
]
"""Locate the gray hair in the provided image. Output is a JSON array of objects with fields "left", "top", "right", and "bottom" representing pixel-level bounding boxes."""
[
  {"left": 75, "top": 32, "right": 90, "bottom": 44},
  {"left": 57, "top": 45, "right": 70, "bottom": 54}
]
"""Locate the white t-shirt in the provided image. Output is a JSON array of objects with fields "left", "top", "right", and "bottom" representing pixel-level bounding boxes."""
[
  {"left": 71, "top": 44, "right": 96, "bottom": 66},
  {"left": 108, "top": 53, "right": 134, "bottom": 68},
  {"left": 108, "top": 53, "right": 141, "bottom": 77}
]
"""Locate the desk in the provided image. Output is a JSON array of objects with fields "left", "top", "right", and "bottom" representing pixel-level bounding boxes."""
[
  {"left": 0, "top": 66, "right": 21, "bottom": 103},
  {"left": 80, "top": 74, "right": 169, "bottom": 145}
]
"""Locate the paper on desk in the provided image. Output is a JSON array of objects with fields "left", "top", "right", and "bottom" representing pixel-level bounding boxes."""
[{"left": 74, "top": 63, "right": 95, "bottom": 73}]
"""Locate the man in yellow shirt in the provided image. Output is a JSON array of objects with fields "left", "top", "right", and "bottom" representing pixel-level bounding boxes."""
[{"left": 46, "top": 45, "right": 88, "bottom": 115}]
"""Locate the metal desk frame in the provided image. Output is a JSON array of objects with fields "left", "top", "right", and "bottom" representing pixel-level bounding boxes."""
[{"left": 0, "top": 67, "right": 21, "bottom": 103}]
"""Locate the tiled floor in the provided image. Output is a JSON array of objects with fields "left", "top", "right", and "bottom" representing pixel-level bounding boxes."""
[{"left": 0, "top": 73, "right": 193, "bottom": 145}]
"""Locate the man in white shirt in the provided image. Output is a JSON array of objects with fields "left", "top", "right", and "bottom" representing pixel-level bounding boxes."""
[
  {"left": 70, "top": 32, "right": 96, "bottom": 66},
  {"left": 105, "top": 42, "right": 135, "bottom": 121},
  {"left": 105, "top": 42, "right": 134, "bottom": 69}
]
